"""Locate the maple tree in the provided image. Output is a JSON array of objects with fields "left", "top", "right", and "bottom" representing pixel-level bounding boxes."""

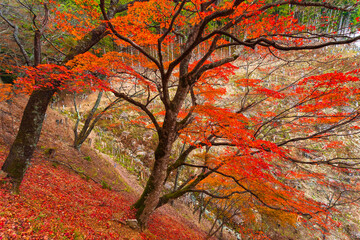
[
  {"left": 96, "top": 0, "right": 360, "bottom": 229},
  {"left": 0, "top": 0, "right": 138, "bottom": 192},
  {"left": 1, "top": 0, "right": 360, "bottom": 235}
]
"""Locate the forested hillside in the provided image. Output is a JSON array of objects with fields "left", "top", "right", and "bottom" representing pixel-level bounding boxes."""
[
  {"left": 1, "top": 0, "right": 360, "bottom": 239},
  {"left": 0, "top": 95, "right": 217, "bottom": 239}
]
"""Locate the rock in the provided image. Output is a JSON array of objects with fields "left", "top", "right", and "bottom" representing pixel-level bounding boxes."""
[
  {"left": 134, "top": 158, "right": 142, "bottom": 164},
  {"left": 143, "top": 131, "right": 153, "bottom": 139},
  {"left": 126, "top": 219, "right": 139, "bottom": 230},
  {"left": 122, "top": 131, "right": 130, "bottom": 137},
  {"left": 136, "top": 151, "right": 147, "bottom": 157},
  {"left": 346, "top": 223, "right": 360, "bottom": 239},
  {"left": 120, "top": 112, "right": 128, "bottom": 119},
  {"left": 164, "top": 182, "right": 173, "bottom": 191},
  {"left": 0, "top": 170, "right": 7, "bottom": 179},
  {"left": 137, "top": 145, "right": 145, "bottom": 151}
]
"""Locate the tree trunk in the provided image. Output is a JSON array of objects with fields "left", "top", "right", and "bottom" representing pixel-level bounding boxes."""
[
  {"left": 73, "top": 91, "right": 103, "bottom": 150},
  {"left": 133, "top": 116, "right": 177, "bottom": 229},
  {"left": 133, "top": 155, "right": 169, "bottom": 229},
  {"left": 133, "top": 138, "right": 173, "bottom": 228},
  {"left": 1, "top": 1, "right": 130, "bottom": 192},
  {"left": 1, "top": 21, "right": 56, "bottom": 193},
  {"left": 132, "top": 63, "right": 191, "bottom": 228},
  {"left": 1, "top": 19, "right": 110, "bottom": 191},
  {"left": 1, "top": 89, "right": 55, "bottom": 193}
]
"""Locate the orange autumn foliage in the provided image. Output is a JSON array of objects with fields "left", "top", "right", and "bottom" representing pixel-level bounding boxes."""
[{"left": 2, "top": 0, "right": 360, "bottom": 236}]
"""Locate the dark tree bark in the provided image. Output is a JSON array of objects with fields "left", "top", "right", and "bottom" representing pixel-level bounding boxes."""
[
  {"left": 1, "top": 6, "right": 52, "bottom": 192},
  {"left": 1, "top": 0, "right": 135, "bottom": 191},
  {"left": 133, "top": 153, "right": 171, "bottom": 229},
  {"left": 1, "top": 89, "right": 55, "bottom": 193},
  {"left": 133, "top": 117, "right": 178, "bottom": 229},
  {"left": 1, "top": 43, "right": 105, "bottom": 191},
  {"left": 99, "top": 0, "right": 360, "bottom": 229}
]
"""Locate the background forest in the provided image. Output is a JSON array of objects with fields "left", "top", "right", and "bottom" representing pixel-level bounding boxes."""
[{"left": 1, "top": 0, "right": 360, "bottom": 239}]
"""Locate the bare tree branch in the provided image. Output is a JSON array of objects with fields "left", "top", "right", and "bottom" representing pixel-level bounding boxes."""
[{"left": 0, "top": 9, "right": 31, "bottom": 65}]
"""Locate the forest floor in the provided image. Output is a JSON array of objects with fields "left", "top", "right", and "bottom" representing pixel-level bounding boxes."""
[{"left": 0, "top": 95, "right": 217, "bottom": 240}]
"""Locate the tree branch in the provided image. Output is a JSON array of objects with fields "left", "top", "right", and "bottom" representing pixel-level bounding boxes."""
[
  {"left": 109, "top": 88, "right": 161, "bottom": 133},
  {"left": 100, "top": 0, "right": 161, "bottom": 70},
  {"left": 0, "top": 9, "right": 31, "bottom": 65}
]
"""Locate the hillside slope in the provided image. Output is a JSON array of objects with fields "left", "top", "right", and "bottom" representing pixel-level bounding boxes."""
[{"left": 0, "top": 95, "right": 213, "bottom": 239}]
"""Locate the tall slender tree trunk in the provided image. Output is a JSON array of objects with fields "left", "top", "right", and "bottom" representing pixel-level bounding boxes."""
[
  {"left": 1, "top": 89, "right": 55, "bottom": 193},
  {"left": 73, "top": 91, "right": 103, "bottom": 150}
]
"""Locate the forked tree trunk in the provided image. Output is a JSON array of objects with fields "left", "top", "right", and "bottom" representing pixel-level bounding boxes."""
[
  {"left": 73, "top": 91, "right": 103, "bottom": 150},
  {"left": 1, "top": 89, "right": 55, "bottom": 193},
  {"left": 132, "top": 63, "right": 191, "bottom": 227}
]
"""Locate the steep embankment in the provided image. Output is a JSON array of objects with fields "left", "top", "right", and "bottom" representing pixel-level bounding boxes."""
[{"left": 0, "top": 95, "right": 210, "bottom": 239}]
